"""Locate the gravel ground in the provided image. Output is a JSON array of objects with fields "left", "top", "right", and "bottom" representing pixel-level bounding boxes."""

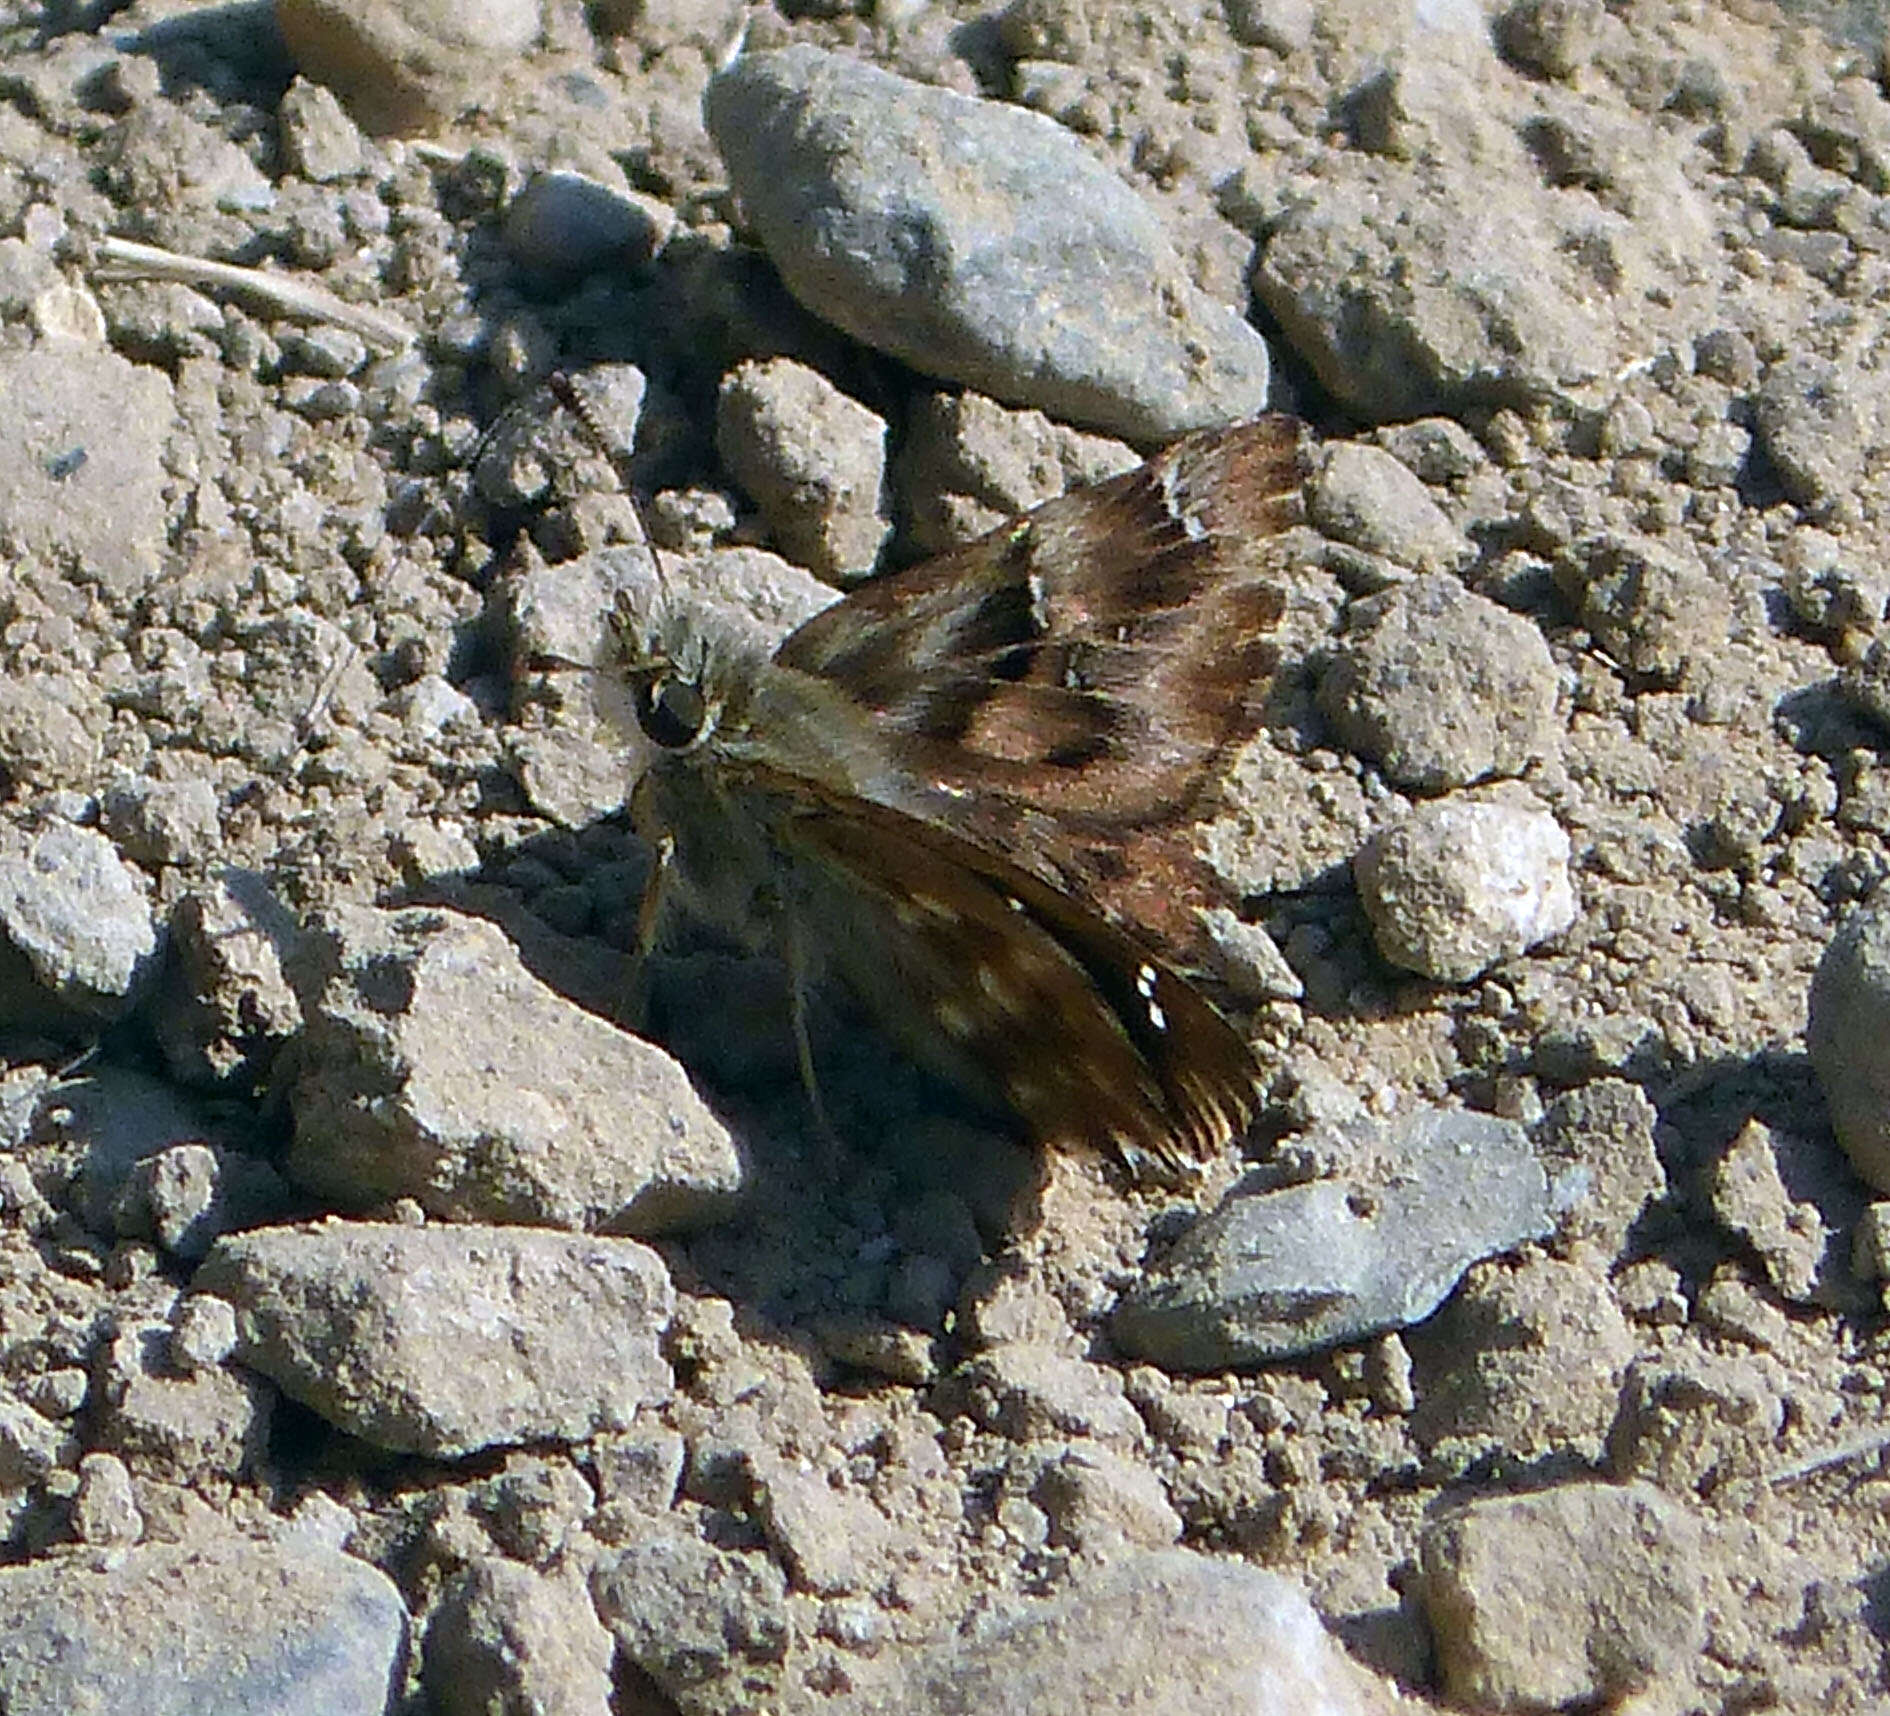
[{"left": 2, "top": 1, "right": 1890, "bottom": 1712}]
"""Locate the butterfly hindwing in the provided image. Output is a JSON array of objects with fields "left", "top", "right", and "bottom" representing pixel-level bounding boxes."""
[{"left": 769, "top": 782, "right": 1263, "bottom": 1180}]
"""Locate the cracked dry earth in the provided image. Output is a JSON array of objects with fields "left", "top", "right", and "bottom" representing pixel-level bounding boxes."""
[{"left": 4, "top": 0, "right": 1890, "bottom": 1712}]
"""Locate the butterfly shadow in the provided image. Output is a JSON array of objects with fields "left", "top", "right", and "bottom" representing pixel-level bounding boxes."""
[{"left": 400, "top": 838, "right": 1053, "bottom": 1347}]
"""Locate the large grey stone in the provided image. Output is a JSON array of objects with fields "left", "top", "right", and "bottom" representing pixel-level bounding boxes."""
[
  {"left": 827, "top": 1550, "right": 1402, "bottom": 1715},
  {"left": 705, "top": 46, "right": 1270, "bottom": 443},
  {"left": 285, "top": 904, "right": 741, "bottom": 1234}
]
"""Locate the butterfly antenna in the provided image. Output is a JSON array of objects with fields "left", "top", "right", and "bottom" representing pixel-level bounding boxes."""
[
  {"left": 646, "top": 517, "right": 673, "bottom": 598},
  {"left": 544, "top": 366, "right": 677, "bottom": 602}
]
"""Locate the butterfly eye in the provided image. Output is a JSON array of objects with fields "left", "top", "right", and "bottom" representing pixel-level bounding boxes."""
[{"left": 635, "top": 672, "right": 708, "bottom": 749}]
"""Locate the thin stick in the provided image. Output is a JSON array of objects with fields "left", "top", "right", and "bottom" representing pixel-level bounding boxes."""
[
  {"left": 1767, "top": 1426, "right": 1890, "bottom": 1487},
  {"left": 88, "top": 236, "right": 415, "bottom": 352}
]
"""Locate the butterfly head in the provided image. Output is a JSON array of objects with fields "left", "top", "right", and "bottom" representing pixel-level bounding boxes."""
[
  {"left": 611, "top": 583, "right": 766, "bottom": 758},
  {"left": 631, "top": 657, "right": 710, "bottom": 751}
]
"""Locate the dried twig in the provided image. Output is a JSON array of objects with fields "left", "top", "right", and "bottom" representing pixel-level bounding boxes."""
[
  {"left": 88, "top": 235, "right": 415, "bottom": 352},
  {"left": 1768, "top": 1427, "right": 1890, "bottom": 1487}
]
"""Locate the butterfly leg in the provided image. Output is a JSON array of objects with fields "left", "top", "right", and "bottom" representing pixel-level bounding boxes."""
[
  {"left": 779, "top": 907, "right": 844, "bottom": 1171},
  {"left": 621, "top": 831, "right": 675, "bottom": 1031}
]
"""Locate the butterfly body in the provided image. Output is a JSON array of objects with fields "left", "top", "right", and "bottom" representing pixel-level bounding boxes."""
[{"left": 615, "top": 415, "right": 1311, "bottom": 1183}]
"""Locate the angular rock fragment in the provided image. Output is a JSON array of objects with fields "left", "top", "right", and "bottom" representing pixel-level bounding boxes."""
[
  {"left": 0, "top": 821, "right": 159, "bottom": 1028},
  {"left": 824, "top": 1550, "right": 1402, "bottom": 1715},
  {"left": 285, "top": 904, "right": 742, "bottom": 1234},
  {"left": 1116, "top": 1108, "right": 1553, "bottom": 1368},
  {"left": 1419, "top": 1482, "right": 1704, "bottom": 1711},
  {"left": 0, "top": 1537, "right": 407, "bottom": 1716},
  {"left": 196, "top": 1219, "right": 675, "bottom": 1457}
]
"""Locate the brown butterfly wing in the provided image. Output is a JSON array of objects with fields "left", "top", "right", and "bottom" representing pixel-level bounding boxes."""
[
  {"left": 763, "top": 782, "right": 1263, "bottom": 1182},
  {"left": 775, "top": 414, "right": 1310, "bottom": 981}
]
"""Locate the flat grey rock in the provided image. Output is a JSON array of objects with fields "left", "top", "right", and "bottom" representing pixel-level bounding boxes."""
[
  {"left": 0, "top": 345, "right": 172, "bottom": 594},
  {"left": 1115, "top": 1108, "right": 1554, "bottom": 1368},
  {"left": 0, "top": 1537, "right": 406, "bottom": 1716},
  {"left": 196, "top": 1219, "right": 675, "bottom": 1456},
  {"left": 705, "top": 45, "right": 1271, "bottom": 443}
]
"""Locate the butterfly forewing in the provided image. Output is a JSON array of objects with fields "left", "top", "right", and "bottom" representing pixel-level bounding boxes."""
[
  {"left": 778, "top": 416, "right": 1306, "bottom": 821},
  {"left": 781, "top": 413, "right": 1308, "bottom": 997}
]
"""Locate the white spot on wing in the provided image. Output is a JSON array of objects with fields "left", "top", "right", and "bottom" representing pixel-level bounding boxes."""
[
  {"left": 977, "top": 964, "right": 1020, "bottom": 1012},
  {"left": 935, "top": 1001, "right": 977, "bottom": 1040},
  {"left": 1026, "top": 568, "right": 1050, "bottom": 632},
  {"left": 1160, "top": 462, "right": 1209, "bottom": 539},
  {"left": 1136, "top": 963, "right": 1168, "bottom": 1032}
]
